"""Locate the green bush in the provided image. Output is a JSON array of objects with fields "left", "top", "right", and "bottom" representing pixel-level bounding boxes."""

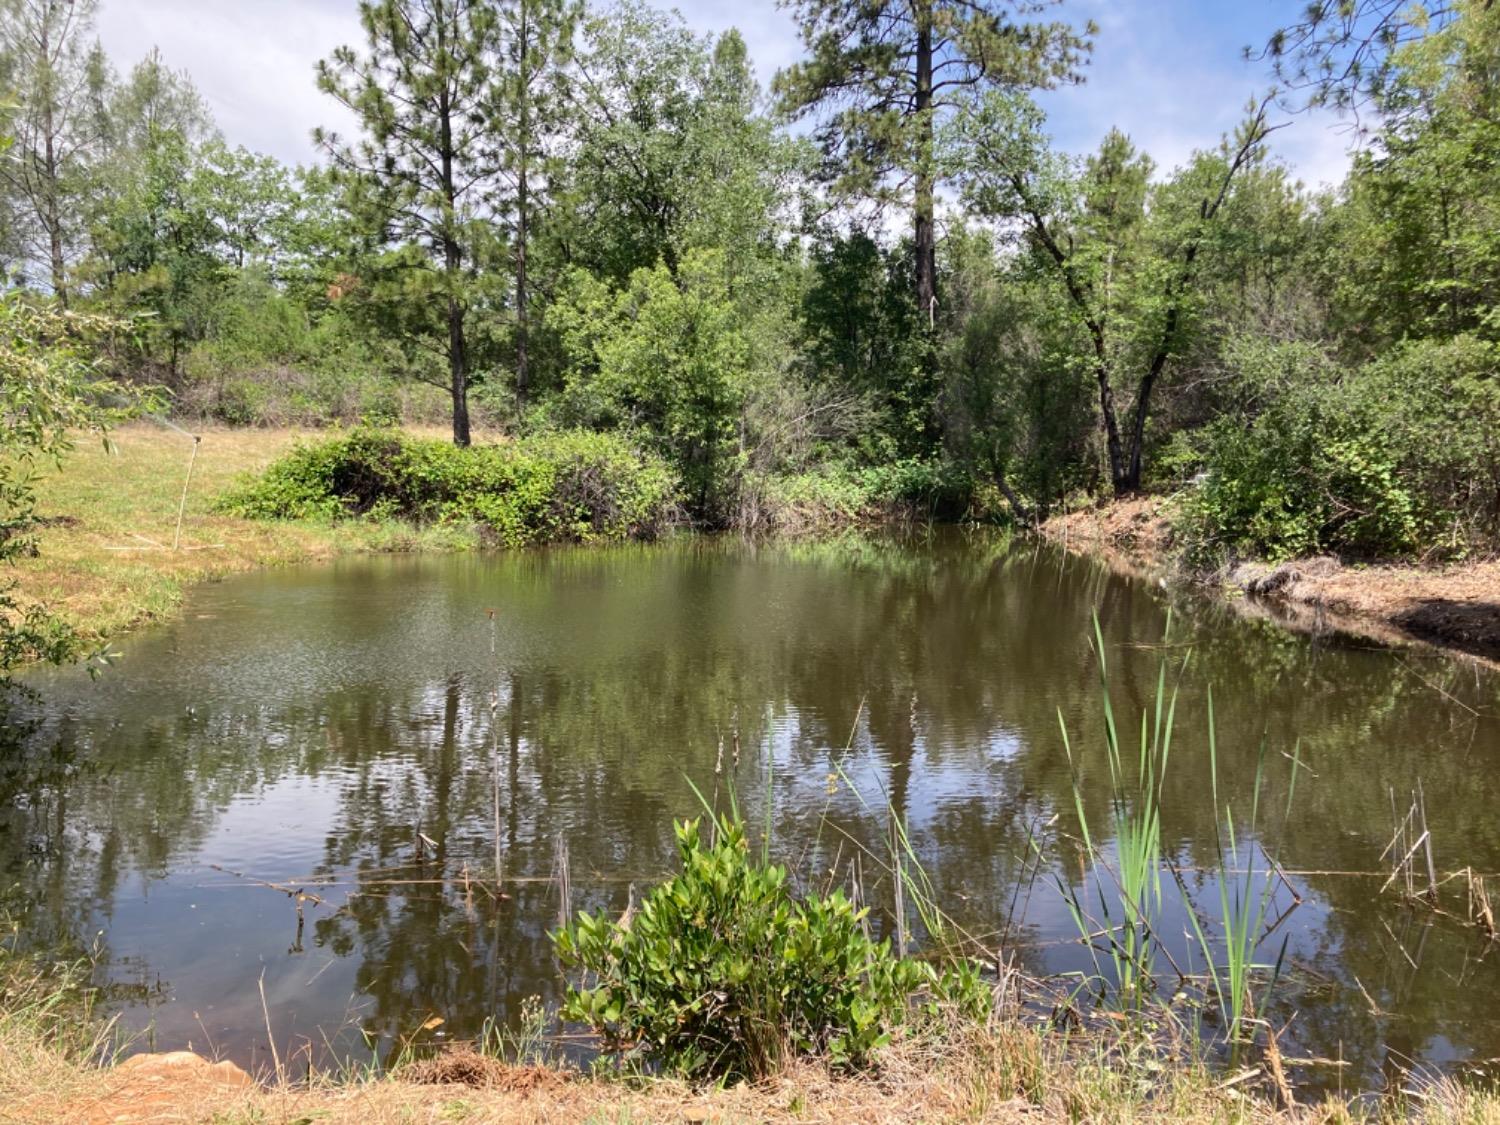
[
  {"left": 1176, "top": 336, "right": 1500, "bottom": 562},
  {"left": 744, "top": 459, "right": 979, "bottom": 534},
  {"left": 218, "top": 428, "right": 681, "bottom": 547},
  {"left": 553, "top": 251, "right": 752, "bottom": 524},
  {"left": 754, "top": 467, "right": 879, "bottom": 531},
  {"left": 552, "top": 812, "right": 988, "bottom": 1081}
]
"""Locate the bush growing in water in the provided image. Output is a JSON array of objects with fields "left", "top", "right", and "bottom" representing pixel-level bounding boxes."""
[
  {"left": 741, "top": 459, "right": 980, "bottom": 534},
  {"left": 219, "top": 428, "right": 681, "bottom": 546},
  {"left": 552, "top": 812, "right": 988, "bottom": 1081}
]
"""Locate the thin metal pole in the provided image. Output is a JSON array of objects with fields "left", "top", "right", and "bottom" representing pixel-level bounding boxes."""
[{"left": 173, "top": 435, "right": 201, "bottom": 551}]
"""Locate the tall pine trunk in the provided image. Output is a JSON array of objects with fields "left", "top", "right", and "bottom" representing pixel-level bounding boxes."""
[
  {"left": 515, "top": 170, "right": 529, "bottom": 408},
  {"left": 513, "top": 0, "right": 532, "bottom": 408},
  {"left": 436, "top": 11, "right": 471, "bottom": 449},
  {"left": 913, "top": 0, "right": 935, "bottom": 321},
  {"left": 447, "top": 282, "right": 472, "bottom": 448}
]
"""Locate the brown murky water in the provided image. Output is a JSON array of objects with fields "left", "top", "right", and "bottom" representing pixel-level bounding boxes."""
[{"left": 5, "top": 532, "right": 1498, "bottom": 1082}]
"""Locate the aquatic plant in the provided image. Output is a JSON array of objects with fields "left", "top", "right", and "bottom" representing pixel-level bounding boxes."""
[
  {"left": 1051, "top": 613, "right": 1177, "bottom": 1009},
  {"left": 1051, "top": 613, "right": 1300, "bottom": 1044},
  {"left": 1177, "top": 698, "right": 1297, "bottom": 1045}
]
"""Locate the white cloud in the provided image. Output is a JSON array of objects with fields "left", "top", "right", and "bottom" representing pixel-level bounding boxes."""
[
  {"left": 1036, "top": 0, "right": 1354, "bottom": 190},
  {"left": 96, "top": 0, "right": 361, "bottom": 167}
]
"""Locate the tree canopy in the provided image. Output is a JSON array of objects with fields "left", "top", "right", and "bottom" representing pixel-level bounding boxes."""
[{"left": 2, "top": 0, "right": 1496, "bottom": 606}]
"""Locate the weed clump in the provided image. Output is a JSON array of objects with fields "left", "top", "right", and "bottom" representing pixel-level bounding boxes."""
[
  {"left": 218, "top": 428, "right": 681, "bottom": 546},
  {"left": 552, "top": 812, "right": 988, "bottom": 1082}
]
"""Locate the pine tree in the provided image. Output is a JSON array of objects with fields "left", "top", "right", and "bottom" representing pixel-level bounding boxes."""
[
  {"left": 491, "top": 0, "right": 576, "bottom": 406},
  {"left": 316, "top": 0, "right": 504, "bottom": 446},
  {"left": 774, "top": 0, "right": 1090, "bottom": 320}
]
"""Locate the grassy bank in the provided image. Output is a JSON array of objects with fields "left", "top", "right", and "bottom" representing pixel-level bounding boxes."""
[
  {"left": 3, "top": 976, "right": 1496, "bottom": 1124},
  {"left": 11, "top": 425, "right": 940, "bottom": 660},
  {"left": 1042, "top": 497, "right": 1500, "bottom": 664},
  {"left": 10, "top": 424, "right": 606, "bottom": 654}
]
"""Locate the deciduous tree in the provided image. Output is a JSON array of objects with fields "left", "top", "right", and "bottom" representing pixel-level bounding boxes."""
[
  {"left": 950, "top": 91, "right": 1279, "bottom": 494},
  {"left": 0, "top": 0, "right": 108, "bottom": 303}
]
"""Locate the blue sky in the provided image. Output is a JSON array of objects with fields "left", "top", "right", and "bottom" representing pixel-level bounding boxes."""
[{"left": 96, "top": 0, "right": 1355, "bottom": 189}]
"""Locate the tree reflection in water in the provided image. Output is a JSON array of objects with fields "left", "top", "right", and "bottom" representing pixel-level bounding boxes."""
[{"left": 3, "top": 533, "right": 1498, "bottom": 1080}]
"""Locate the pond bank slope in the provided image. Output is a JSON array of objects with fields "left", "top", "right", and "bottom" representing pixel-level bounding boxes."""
[
  {"left": 8, "top": 1036, "right": 1489, "bottom": 1124},
  {"left": 16, "top": 424, "right": 488, "bottom": 651},
  {"left": 1041, "top": 497, "right": 1500, "bottom": 665}
]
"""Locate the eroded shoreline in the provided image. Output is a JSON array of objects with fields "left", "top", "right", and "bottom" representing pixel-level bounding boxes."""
[{"left": 1041, "top": 496, "right": 1500, "bottom": 668}]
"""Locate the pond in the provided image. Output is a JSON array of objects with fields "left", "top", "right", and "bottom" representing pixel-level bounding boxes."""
[{"left": 4, "top": 532, "right": 1499, "bottom": 1084}]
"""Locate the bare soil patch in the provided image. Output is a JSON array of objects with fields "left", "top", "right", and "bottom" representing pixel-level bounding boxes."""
[{"left": 1041, "top": 498, "right": 1500, "bottom": 665}]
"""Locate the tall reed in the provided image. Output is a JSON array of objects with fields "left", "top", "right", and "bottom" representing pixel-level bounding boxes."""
[
  {"left": 1176, "top": 696, "right": 1297, "bottom": 1044},
  {"left": 1052, "top": 613, "right": 1178, "bottom": 1008},
  {"left": 1052, "top": 613, "right": 1300, "bottom": 1044}
]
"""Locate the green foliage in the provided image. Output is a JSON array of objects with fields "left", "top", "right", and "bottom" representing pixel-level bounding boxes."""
[
  {"left": 3, "top": 0, "right": 1496, "bottom": 563},
  {"left": 947, "top": 88, "right": 1280, "bottom": 496},
  {"left": 0, "top": 0, "right": 108, "bottom": 300},
  {"left": 936, "top": 226, "right": 1095, "bottom": 518},
  {"left": 798, "top": 233, "right": 937, "bottom": 462},
  {"left": 1177, "top": 336, "right": 1500, "bottom": 562},
  {"left": 552, "top": 811, "right": 987, "bottom": 1080},
  {"left": 0, "top": 296, "right": 145, "bottom": 674},
  {"left": 774, "top": 0, "right": 1090, "bottom": 307},
  {"left": 1055, "top": 615, "right": 1173, "bottom": 1008},
  {"left": 751, "top": 458, "right": 971, "bottom": 532},
  {"left": 559, "top": 4, "right": 796, "bottom": 287},
  {"left": 315, "top": 0, "right": 527, "bottom": 444},
  {"left": 1051, "top": 616, "right": 1295, "bottom": 1045},
  {"left": 1317, "top": 1, "right": 1500, "bottom": 352},
  {"left": 219, "top": 428, "right": 680, "bottom": 547},
  {"left": 175, "top": 271, "right": 445, "bottom": 427},
  {"left": 552, "top": 250, "right": 751, "bottom": 522}
]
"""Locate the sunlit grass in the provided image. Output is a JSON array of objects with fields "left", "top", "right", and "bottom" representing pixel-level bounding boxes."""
[{"left": 13, "top": 423, "right": 487, "bottom": 654}]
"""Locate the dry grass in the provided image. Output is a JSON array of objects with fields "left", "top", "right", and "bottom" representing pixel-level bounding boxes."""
[
  {"left": 1042, "top": 494, "right": 1180, "bottom": 565},
  {"left": 7, "top": 1023, "right": 1500, "bottom": 1125},
  {"left": 12, "top": 423, "right": 485, "bottom": 651},
  {"left": 0, "top": 1029, "right": 1266, "bottom": 1125},
  {"left": 0, "top": 972, "right": 1491, "bottom": 1125}
]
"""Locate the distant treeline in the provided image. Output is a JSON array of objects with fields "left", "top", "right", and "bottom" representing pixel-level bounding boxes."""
[{"left": 2, "top": 0, "right": 1496, "bottom": 557}]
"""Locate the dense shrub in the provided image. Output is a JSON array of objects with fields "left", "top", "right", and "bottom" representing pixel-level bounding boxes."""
[
  {"left": 553, "top": 812, "right": 988, "bottom": 1081},
  {"left": 1176, "top": 336, "right": 1500, "bottom": 562},
  {"left": 552, "top": 251, "right": 753, "bottom": 524},
  {"left": 739, "top": 460, "right": 964, "bottom": 533},
  {"left": 218, "top": 428, "right": 681, "bottom": 546},
  {"left": 170, "top": 275, "right": 457, "bottom": 428}
]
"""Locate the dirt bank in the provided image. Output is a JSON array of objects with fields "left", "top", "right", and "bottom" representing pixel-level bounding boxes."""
[
  {"left": 15, "top": 1042, "right": 1481, "bottom": 1125},
  {"left": 1042, "top": 497, "right": 1500, "bottom": 665}
]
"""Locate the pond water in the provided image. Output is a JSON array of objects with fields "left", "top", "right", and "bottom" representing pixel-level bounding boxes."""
[{"left": 4, "top": 532, "right": 1499, "bottom": 1084}]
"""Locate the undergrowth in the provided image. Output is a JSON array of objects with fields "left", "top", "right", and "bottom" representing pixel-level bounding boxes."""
[{"left": 218, "top": 428, "right": 682, "bottom": 547}]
